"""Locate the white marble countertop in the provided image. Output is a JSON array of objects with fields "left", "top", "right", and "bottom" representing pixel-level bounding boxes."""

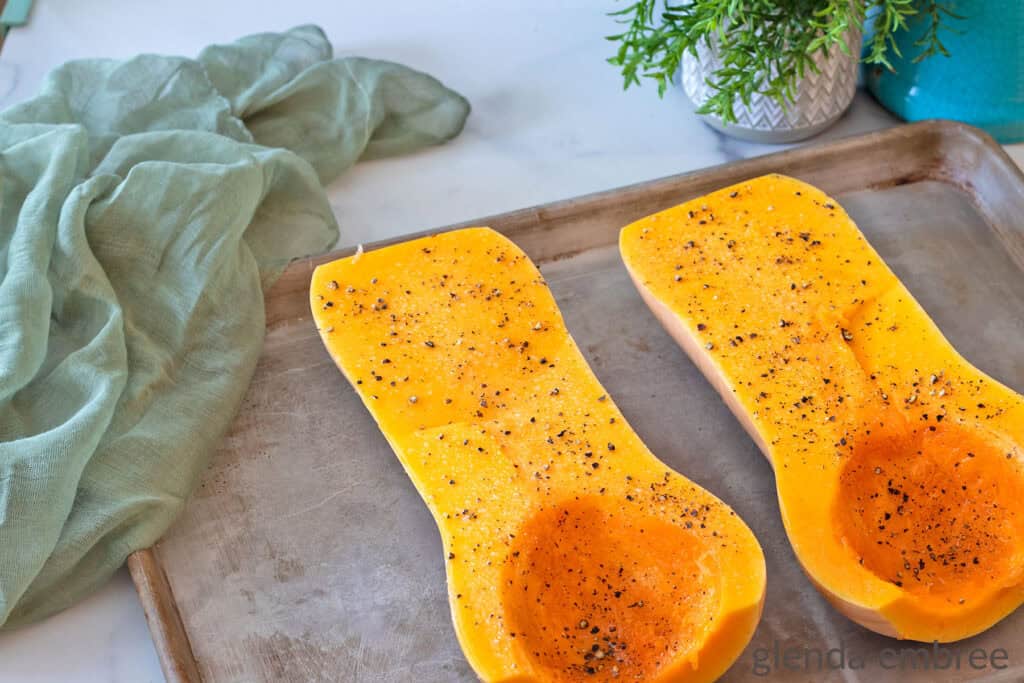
[{"left": 0, "top": 1, "right": 1020, "bottom": 682}]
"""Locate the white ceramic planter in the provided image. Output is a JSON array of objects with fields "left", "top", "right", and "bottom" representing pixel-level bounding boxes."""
[{"left": 681, "top": 27, "right": 862, "bottom": 143}]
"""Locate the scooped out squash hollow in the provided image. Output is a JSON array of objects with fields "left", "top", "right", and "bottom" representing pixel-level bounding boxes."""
[
  {"left": 311, "top": 228, "right": 766, "bottom": 682},
  {"left": 619, "top": 174, "right": 1024, "bottom": 642}
]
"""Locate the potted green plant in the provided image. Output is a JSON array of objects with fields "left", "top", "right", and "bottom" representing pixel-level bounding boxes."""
[{"left": 608, "top": 1, "right": 959, "bottom": 143}]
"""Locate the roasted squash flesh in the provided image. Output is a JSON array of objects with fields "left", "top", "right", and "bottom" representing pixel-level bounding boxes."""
[
  {"left": 311, "top": 228, "right": 765, "bottom": 682},
  {"left": 620, "top": 174, "right": 1024, "bottom": 642}
]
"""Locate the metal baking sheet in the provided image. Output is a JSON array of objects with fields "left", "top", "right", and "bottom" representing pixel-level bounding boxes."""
[{"left": 132, "top": 121, "right": 1024, "bottom": 682}]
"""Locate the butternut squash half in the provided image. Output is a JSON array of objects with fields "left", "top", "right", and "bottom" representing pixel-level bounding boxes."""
[
  {"left": 620, "top": 174, "right": 1024, "bottom": 642},
  {"left": 311, "top": 228, "right": 765, "bottom": 682}
]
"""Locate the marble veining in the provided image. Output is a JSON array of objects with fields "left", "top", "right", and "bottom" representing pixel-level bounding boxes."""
[{"left": 0, "top": 1, "right": 1018, "bottom": 682}]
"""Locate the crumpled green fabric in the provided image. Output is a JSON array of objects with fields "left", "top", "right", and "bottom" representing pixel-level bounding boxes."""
[{"left": 0, "top": 25, "right": 469, "bottom": 628}]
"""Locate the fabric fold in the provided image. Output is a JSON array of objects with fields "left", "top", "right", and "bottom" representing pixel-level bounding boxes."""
[{"left": 0, "top": 25, "right": 469, "bottom": 628}]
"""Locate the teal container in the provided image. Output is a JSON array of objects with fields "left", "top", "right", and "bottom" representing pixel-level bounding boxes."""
[{"left": 865, "top": 1, "right": 1024, "bottom": 143}]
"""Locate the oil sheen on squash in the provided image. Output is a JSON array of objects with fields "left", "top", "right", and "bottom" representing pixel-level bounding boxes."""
[
  {"left": 619, "top": 174, "right": 1024, "bottom": 643},
  {"left": 311, "top": 228, "right": 765, "bottom": 682}
]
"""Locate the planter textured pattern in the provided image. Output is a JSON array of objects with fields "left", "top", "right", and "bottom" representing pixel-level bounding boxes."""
[{"left": 682, "top": 28, "right": 861, "bottom": 143}]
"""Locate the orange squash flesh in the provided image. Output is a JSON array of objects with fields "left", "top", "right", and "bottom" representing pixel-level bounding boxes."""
[
  {"left": 620, "top": 174, "right": 1024, "bottom": 642},
  {"left": 311, "top": 228, "right": 766, "bottom": 682}
]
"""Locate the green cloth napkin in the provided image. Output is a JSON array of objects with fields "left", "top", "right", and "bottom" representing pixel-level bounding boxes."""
[{"left": 0, "top": 25, "right": 469, "bottom": 628}]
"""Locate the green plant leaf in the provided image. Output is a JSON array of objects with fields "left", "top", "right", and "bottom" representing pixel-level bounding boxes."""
[{"left": 606, "top": 0, "right": 960, "bottom": 122}]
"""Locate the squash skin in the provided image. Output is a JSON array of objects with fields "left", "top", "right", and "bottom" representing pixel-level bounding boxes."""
[
  {"left": 620, "top": 174, "right": 1024, "bottom": 642},
  {"left": 311, "top": 228, "right": 765, "bottom": 682}
]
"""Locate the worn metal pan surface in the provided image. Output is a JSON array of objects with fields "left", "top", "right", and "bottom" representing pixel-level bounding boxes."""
[{"left": 129, "top": 121, "right": 1024, "bottom": 682}]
